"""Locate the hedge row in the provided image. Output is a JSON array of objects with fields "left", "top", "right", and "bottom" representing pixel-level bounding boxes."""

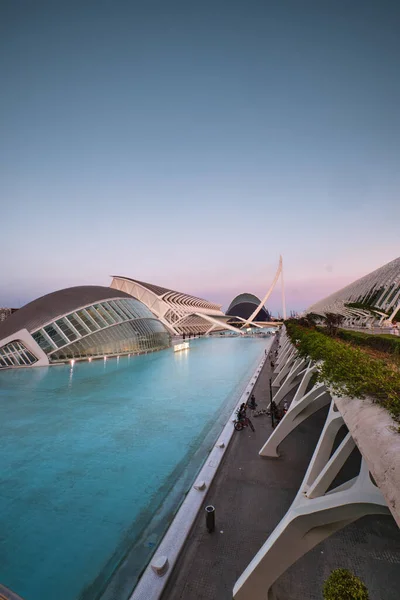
[
  {"left": 337, "top": 329, "right": 400, "bottom": 357},
  {"left": 285, "top": 322, "right": 400, "bottom": 421}
]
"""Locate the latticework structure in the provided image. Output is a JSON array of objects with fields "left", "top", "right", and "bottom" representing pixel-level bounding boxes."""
[{"left": 307, "top": 257, "right": 400, "bottom": 326}]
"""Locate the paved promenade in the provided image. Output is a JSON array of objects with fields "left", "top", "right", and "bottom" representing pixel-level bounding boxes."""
[{"left": 161, "top": 337, "right": 400, "bottom": 600}]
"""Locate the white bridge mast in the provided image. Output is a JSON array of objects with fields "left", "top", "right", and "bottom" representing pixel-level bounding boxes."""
[{"left": 241, "top": 255, "right": 287, "bottom": 327}]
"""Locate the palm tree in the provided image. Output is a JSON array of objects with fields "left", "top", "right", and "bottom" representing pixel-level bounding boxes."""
[{"left": 323, "top": 312, "right": 344, "bottom": 336}]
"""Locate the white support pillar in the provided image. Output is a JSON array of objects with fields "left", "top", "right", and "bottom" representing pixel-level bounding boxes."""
[
  {"left": 274, "top": 341, "right": 293, "bottom": 371},
  {"left": 205, "top": 324, "right": 217, "bottom": 335},
  {"left": 271, "top": 350, "right": 298, "bottom": 386},
  {"left": 291, "top": 361, "right": 317, "bottom": 401},
  {"left": 388, "top": 300, "right": 400, "bottom": 323},
  {"left": 272, "top": 359, "right": 307, "bottom": 406},
  {"left": 233, "top": 459, "right": 388, "bottom": 600},
  {"left": 234, "top": 398, "right": 390, "bottom": 600},
  {"left": 303, "top": 401, "right": 345, "bottom": 491},
  {"left": 259, "top": 382, "right": 331, "bottom": 457},
  {"left": 306, "top": 432, "right": 356, "bottom": 499}
]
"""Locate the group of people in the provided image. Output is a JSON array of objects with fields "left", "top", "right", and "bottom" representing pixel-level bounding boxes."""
[
  {"left": 270, "top": 349, "right": 279, "bottom": 370},
  {"left": 237, "top": 342, "right": 289, "bottom": 426},
  {"left": 270, "top": 399, "right": 288, "bottom": 425},
  {"left": 237, "top": 394, "right": 258, "bottom": 421}
]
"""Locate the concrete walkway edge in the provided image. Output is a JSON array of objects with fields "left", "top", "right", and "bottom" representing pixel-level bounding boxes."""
[{"left": 129, "top": 338, "right": 274, "bottom": 600}]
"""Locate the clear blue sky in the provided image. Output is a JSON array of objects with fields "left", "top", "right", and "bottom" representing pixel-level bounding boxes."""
[{"left": 1, "top": 0, "right": 399, "bottom": 314}]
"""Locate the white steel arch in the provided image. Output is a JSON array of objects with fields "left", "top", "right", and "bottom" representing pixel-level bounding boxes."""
[{"left": 241, "top": 255, "right": 287, "bottom": 327}]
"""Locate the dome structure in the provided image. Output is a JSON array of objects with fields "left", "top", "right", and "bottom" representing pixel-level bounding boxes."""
[
  {"left": 226, "top": 293, "right": 271, "bottom": 322},
  {"left": 0, "top": 286, "right": 170, "bottom": 369}
]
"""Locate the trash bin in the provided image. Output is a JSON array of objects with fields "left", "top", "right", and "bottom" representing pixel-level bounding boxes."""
[{"left": 205, "top": 505, "right": 215, "bottom": 533}]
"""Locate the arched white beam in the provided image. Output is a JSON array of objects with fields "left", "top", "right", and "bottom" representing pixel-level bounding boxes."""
[
  {"left": 271, "top": 363, "right": 307, "bottom": 406},
  {"left": 259, "top": 361, "right": 331, "bottom": 458},
  {"left": 274, "top": 342, "right": 294, "bottom": 373},
  {"left": 271, "top": 349, "right": 298, "bottom": 387},
  {"left": 195, "top": 313, "right": 244, "bottom": 335},
  {"left": 388, "top": 300, "right": 400, "bottom": 323},
  {"left": 233, "top": 460, "right": 388, "bottom": 600},
  {"left": 241, "top": 256, "right": 284, "bottom": 327},
  {"left": 234, "top": 399, "right": 390, "bottom": 600}
]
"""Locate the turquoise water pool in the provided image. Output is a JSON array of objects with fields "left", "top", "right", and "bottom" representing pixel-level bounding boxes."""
[{"left": 0, "top": 337, "right": 269, "bottom": 600}]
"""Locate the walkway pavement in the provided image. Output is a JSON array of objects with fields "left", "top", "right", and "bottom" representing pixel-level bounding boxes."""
[{"left": 160, "top": 338, "right": 400, "bottom": 600}]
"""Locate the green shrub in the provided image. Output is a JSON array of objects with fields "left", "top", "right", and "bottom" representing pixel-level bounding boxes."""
[
  {"left": 323, "top": 568, "right": 369, "bottom": 600},
  {"left": 337, "top": 329, "right": 400, "bottom": 357},
  {"left": 286, "top": 322, "right": 400, "bottom": 421}
]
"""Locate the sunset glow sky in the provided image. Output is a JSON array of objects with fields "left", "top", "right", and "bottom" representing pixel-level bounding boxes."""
[{"left": 1, "top": 1, "right": 399, "bottom": 314}]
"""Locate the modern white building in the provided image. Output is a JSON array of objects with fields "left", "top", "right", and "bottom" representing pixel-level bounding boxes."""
[
  {"left": 306, "top": 257, "right": 400, "bottom": 327},
  {"left": 0, "top": 286, "right": 170, "bottom": 370},
  {"left": 110, "top": 276, "right": 239, "bottom": 335}
]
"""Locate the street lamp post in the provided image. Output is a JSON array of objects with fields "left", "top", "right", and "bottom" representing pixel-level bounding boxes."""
[{"left": 269, "top": 377, "right": 274, "bottom": 428}]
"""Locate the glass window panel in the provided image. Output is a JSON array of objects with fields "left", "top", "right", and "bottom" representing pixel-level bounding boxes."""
[
  {"left": 33, "top": 330, "right": 55, "bottom": 353},
  {"left": 15, "top": 351, "right": 27, "bottom": 365},
  {"left": 125, "top": 299, "right": 143, "bottom": 319},
  {"left": 48, "top": 318, "right": 169, "bottom": 363},
  {"left": 68, "top": 313, "right": 89, "bottom": 336},
  {"left": 116, "top": 301, "right": 133, "bottom": 320},
  {"left": 77, "top": 310, "right": 98, "bottom": 332},
  {"left": 44, "top": 325, "right": 67, "bottom": 348},
  {"left": 56, "top": 318, "right": 78, "bottom": 341},
  {"left": 86, "top": 306, "right": 107, "bottom": 328},
  {"left": 134, "top": 300, "right": 151, "bottom": 318},
  {"left": 95, "top": 304, "right": 116, "bottom": 325},
  {"left": 110, "top": 300, "right": 130, "bottom": 321},
  {"left": 25, "top": 350, "right": 37, "bottom": 363},
  {"left": 120, "top": 299, "right": 139, "bottom": 319},
  {"left": 0, "top": 341, "right": 38, "bottom": 367},
  {"left": 103, "top": 301, "right": 123, "bottom": 323}
]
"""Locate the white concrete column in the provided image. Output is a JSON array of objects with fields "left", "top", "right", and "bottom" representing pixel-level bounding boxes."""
[
  {"left": 274, "top": 342, "right": 293, "bottom": 373},
  {"left": 259, "top": 383, "right": 330, "bottom": 458},
  {"left": 233, "top": 457, "right": 388, "bottom": 600},
  {"left": 271, "top": 358, "right": 307, "bottom": 405},
  {"left": 307, "top": 432, "right": 356, "bottom": 498},
  {"left": 272, "top": 350, "right": 298, "bottom": 387},
  {"left": 303, "top": 402, "right": 344, "bottom": 490}
]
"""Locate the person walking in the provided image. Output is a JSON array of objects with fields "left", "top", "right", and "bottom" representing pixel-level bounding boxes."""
[{"left": 248, "top": 394, "right": 257, "bottom": 411}]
